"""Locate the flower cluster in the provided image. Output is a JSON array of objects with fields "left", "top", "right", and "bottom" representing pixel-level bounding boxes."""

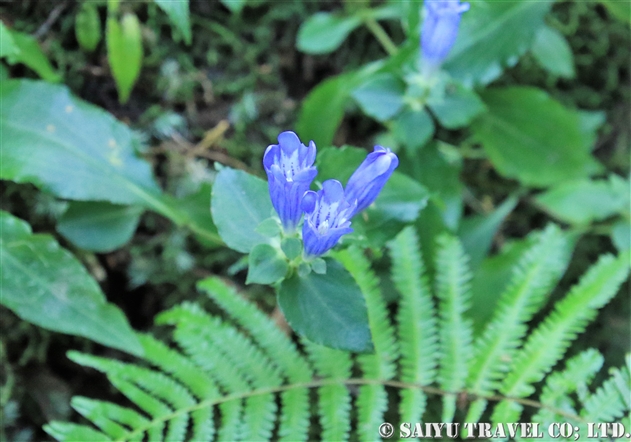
[
  {"left": 264, "top": 131, "right": 398, "bottom": 258},
  {"left": 421, "top": 0, "right": 470, "bottom": 73}
]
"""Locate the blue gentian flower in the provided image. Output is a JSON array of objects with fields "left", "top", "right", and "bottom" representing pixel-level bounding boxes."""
[
  {"left": 301, "top": 180, "right": 355, "bottom": 258},
  {"left": 263, "top": 131, "right": 317, "bottom": 233},
  {"left": 421, "top": 0, "right": 470, "bottom": 71},
  {"left": 345, "top": 146, "right": 399, "bottom": 217}
]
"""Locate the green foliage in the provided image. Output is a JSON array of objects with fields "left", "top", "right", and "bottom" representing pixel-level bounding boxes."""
[
  {"left": 75, "top": 3, "right": 102, "bottom": 52},
  {"left": 278, "top": 258, "right": 372, "bottom": 353},
  {"left": 0, "top": 211, "right": 142, "bottom": 356},
  {"left": 57, "top": 201, "right": 143, "bottom": 253},
  {"left": 45, "top": 227, "right": 630, "bottom": 441},
  {"left": 210, "top": 168, "right": 272, "bottom": 253},
  {"left": 0, "top": 80, "right": 163, "bottom": 208},
  {"left": 1, "top": 25, "right": 61, "bottom": 82},
  {"left": 434, "top": 234, "right": 474, "bottom": 422},
  {"left": 0, "top": 79, "right": 219, "bottom": 247},
  {"left": 443, "top": 1, "right": 551, "bottom": 86},
  {"left": 246, "top": 243, "right": 288, "bottom": 285},
  {"left": 297, "top": 12, "right": 362, "bottom": 55},
  {"left": 107, "top": 12, "right": 143, "bottom": 104},
  {"left": 154, "top": 0, "right": 192, "bottom": 45},
  {"left": 352, "top": 73, "right": 405, "bottom": 122},
  {"left": 535, "top": 174, "right": 629, "bottom": 225},
  {"left": 472, "top": 87, "right": 602, "bottom": 187},
  {"left": 531, "top": 25, "right": 575, "bottom": 79}
]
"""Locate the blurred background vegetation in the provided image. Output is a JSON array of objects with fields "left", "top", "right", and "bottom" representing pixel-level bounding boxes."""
[{"left": 1, "top": 1, "right": 629, "bottom": 440}]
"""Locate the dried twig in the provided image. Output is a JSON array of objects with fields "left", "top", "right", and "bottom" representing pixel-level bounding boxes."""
[{"left": 34, "top": 1, "right": 68, "bottom": 39}]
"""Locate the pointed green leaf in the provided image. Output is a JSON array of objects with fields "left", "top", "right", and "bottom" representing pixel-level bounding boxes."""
[
  {"left": 211, "top": 168, "right": 273, "bottom": 253},
  {"left": 278, "top": 258, "right": 372, "bottom": 352},
  {"left": 246, "top": 244, "right": 288, "bottom": 285},
  {"left": 392, "top": 109, "right": 434, "bottom": 154},
  {"left": 75, "top": 2, "right": 102, "bottom": 52},
  {"left": 443, "top": 1, "right": 551, "bottom": 86},
  {"left": 57, "top": 201, "right": 143, "bottom": 252},
  {"left": 531, "top": 25, "right": 575, "bottom": 79},
  {"left": 427, "top": 83, "right": 486, "bottom": 129},
  {"left": 5, "top": 30, "right": 61, "bottom": 82},
  {"left": 154, "top": 0, "right": 192, "bottom": 45},
  {"left": 107, "top": 13, "right": 143, "bottom": 103},
  {"left": 352, "top": 73, "right": 405, "bottom": 122},
  {"left": 0, "top": 211, "right": 142, "bottom": 356},
  {"left": 472, "top": 87, "right": 602, "bottom": 187},
  {"left": 297, "top": 12, "right": 361, "bottom": 54},
  {"left": 0, "top": 80, "right": 175, "bottom": 216}
]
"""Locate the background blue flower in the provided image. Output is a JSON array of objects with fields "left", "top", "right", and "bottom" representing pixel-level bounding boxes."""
[{"left": 421, "top": 0, "right": 470, "bottom": 71}]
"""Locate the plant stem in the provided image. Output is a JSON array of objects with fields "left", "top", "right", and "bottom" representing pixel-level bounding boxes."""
[{"left": 364, "top": 16, "right": 398, "bottom": 56}]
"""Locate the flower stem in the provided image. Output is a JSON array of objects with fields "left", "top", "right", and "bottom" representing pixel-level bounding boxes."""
[{"left": 363, "top": 16, "right": 398, "bottom": 56}]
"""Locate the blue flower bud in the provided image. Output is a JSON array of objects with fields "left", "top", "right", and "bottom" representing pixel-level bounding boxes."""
[
  {"left": 421, "top": 0, "right": 470, "bottom": 70},
  {"left": 301, "top": 180, "right": 355, "bottom": 258},
  {"left": 263, "top": 131, "right": 318, "bottom": 233},
  {"left": 344, "top": 146, "right": 399, "bottom": 217}
]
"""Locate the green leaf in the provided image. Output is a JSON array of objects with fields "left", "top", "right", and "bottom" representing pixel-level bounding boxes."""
[
  {"left": 220, "top": 0, "right": 246, "bottom": 13},
  {"left": 352, "top": 73, "right": 405, "bottom": 122},
  {"left": 531, "top": 25, "right": 575, "bottom": 79},
  {"left": 443, "top": 1, "right": 551, "bottom": 86},
  {"left": 297, "top": 12, "right": 361, "bottom": 54},
  {"left": 457, "top": 196, "right": 518, "bottom": 269},
  {"left": 611, "top": 219, "right": 630, "bottom": 252},
  {"left": 154, "top": 0, "right": 192, "bottom": 45},
  {"left": 468, "top": 239, "right": 531, "bottom": 334},
  {"left": 107, "top": 13, "right": 143, "bottom": 103},
  {"left": 281, "top": 237, "right": 302, "bottom": 261},
  {"left": 246, "top": 244, "right": 288, "bottom": 285},
  {"left": 367, "top": 172, "right": 429, "bottom": 223},
  {"left": 427, "top": 83, "right": 486, "bottom": 129},
  {"left": 0, "top": 211, "right": 142, "bottom": 356},
  {"left": 296, "top": 73, "right": 357, "bottom": 148},
  {"left": 472, "top": 87, "right": 602, "bottom": 187},
  {"left": 315, "top": 146, "right": 366, "bottom": 184},
  {"left": 535, "top": 175, "right": 629, "bottom": 225},
  {"left": 255, "top": 218, "right": 281, "bottom": 238},
  {"left": 75, "top": 2, "right": 102, "bottom": 52},
  {"left": 5, "top": 30, "right": 61, "bottom": 82},
  {"left": 402, "top": 143, "right": 463, "bottom": 230},
  {"left": 392, "top": 109, "right": 434, "bottom": 155},
  {"left": 296, "top": 42, "right": 418, "bottom": 147},
  {"left": 210, "top": 168, "right": 273, "bottom": 253},
  {"left": 167, "top": 183, "right": 221, "bottom": 247},
  {"left": 57, "top": 201, "right": 143, "bottom": 252},
  {"left": 278, "top": 258, "right": 372, "bottom": 352},
  {"left": 0, "top": 22, "right": 18, "bottom": 58},
  {"left": 0, "top": 80, "right": 172, "bottom": 213},
  {"left": 601, "top": 0, "right": 631, "bottom": 24}
]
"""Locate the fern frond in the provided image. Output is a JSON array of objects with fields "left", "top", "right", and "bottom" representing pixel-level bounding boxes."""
[
  {"left": 335, "top": 247, "right": 397, "bottom": 440},
  {"left": 304, "top": 341, "right": 352, "bottom": 442},
  {"left": 532, "top": 349, "right": 603, "bottom": 426},
  {"left": 434, "top": 233, "right": 473, "bottom": 422},
  {"left": 388, "top": 226, "right": 438, "bottom": 424},
  {"left": 70, "top": 397, "right": 146, "bottom": 441},
  {"left": 44, "top": 422, "right": 111, "bottom": 442},
  {"left": 157, "top": 303, "right": 280, "bottom": 440},
  {"left": 465, "top": 225, "right": 567, "bottom": 422},
  {"left": 335, "top": 247, "right": 399, "bottom": 377},
  {"left": 581, "top": 355, "right": 631, "bottom": 422},
  {"left": 197, "top": 277, "right": 313, "bottom": 441},
  {"left": 492, "top": 253, "right": 630, "bottom": 423}
]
